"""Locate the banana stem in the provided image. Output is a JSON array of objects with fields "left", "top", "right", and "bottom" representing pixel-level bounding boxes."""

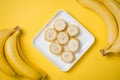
[
  {"left": 14, "top": 26, "right": 21, "bottom": 32},
  {"left": 100, "top": 49, "right": 110, "bottom": 56}
]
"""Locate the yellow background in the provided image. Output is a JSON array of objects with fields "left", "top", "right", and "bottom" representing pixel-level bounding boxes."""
[{"left": 0, "top": 0, "right": 120, "bottom": 80}]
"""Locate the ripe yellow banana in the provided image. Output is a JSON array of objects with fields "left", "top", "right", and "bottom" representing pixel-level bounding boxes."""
[
  {"left": 0, "top": 69, "right": 33, "bottom": 80},
  {"left": 115, "top": 0, "right": 120, "bottom": 9},
  {"left": 0, "top": 69, "right": 16, "bottom": 80},
  {"left": 16, "top": 76, "right": 34, "bottom": 80},
  {"left": 101, "top": 0, "right": 120, "bottom": 55},
  {"left": 4, "top": 27, "right": 42, "bottom": 79},
  {"left": 77, "top": 0, "right": 118, "bottom": 50},
  {"left": 115, "top": 0, "right": 120, "bottom": 3},
  {"left": 0, "top": 28, "right": 16, "bottom": 76},
  {"left": 17, "top": 31, "right": 47, "bottom": 79}
]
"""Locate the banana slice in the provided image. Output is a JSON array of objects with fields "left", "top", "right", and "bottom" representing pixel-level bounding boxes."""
[
  {"left": 67, "top": 24, "right": 79, "bottom": 37},
  {"left": 44, "top": 28, "right": 57, "bottom": 42},
  {"left": 68, "top": 38, "right": 80, "bottom": 52},
  {"left": 57, "top": 32, "right": 69, "bottom": 45},
  {"left": 49, "top": 42, "right": 63, "bottom": 55},
  {"left": 61, "top": 51, "right": 74, "bottom": 63},
  {"left": 54, "top": 19, "right": 67, "bottom": 31}
]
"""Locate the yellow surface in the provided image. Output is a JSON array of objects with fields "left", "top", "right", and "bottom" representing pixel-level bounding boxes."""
[{"left": 0, "top": 0, "right": 120, "bottom": 80}]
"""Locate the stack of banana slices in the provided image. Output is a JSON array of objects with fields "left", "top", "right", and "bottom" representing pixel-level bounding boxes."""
[
  {"left": 77, "top": 0, "right": 120, "bottom": 56},
  {"left": 45, "top": 19, "right": 80, "bottom": 63},
  {"left": 0, "top": 26, "right": 47, "bottom": 80}
]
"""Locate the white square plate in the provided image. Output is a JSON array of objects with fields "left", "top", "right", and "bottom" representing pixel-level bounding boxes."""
[{"left": 33, "top": 10, "right": 95, "bottom": 71}]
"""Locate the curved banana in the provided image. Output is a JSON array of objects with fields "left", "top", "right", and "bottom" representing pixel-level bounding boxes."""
[
  {"left": 101, "top": 0, "right": 120, "bottom": 55},
  {"left": 77, "top": 0, "right": 118, "bottom": 50},
  {"left": 17, "top": 32, "right": 47, "bottom": 79},
  {"left": 4, "top": 27, "right": 42, "bottom": 79},
  {"left": 0, "top": 28, "right": 16, "bottom": 76}
]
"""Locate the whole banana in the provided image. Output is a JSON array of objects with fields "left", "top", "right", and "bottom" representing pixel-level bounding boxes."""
[
  {"left": 16, "top": 31, "right": 47, "bottom": 79},
  {"left": 0, "top": 28, "right": 16, "bottom": 76},
  {"left": 101, "top": 0, "right": 120, "bottom": 55},
  {"left": 4, "top": 27, "right": 42, "bottom": 79},
  {"left": 77, "top": 0, "right": 118, "bottom": 50}
]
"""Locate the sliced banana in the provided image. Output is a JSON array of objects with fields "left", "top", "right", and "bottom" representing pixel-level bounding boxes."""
[
  {"left": 57, "top": 32, "right": 69, "bottom": 45},
  {"left": 67, "top": 24, "right": 79, "bottom": 37},
  {"left": 61, "top": 51, "right": 74, "bottom": 63},
  {"left": 68, "top": 38, "right": 80, "bottom": 52},
  {"left": 49, "top": 42, "right": 63, "bottom": 55},
  {"left": 54, "top": 19, "right": 67, "bottom": 31},
  {"left": 44, "top": 28, "right": 57, "bottom": 42}
]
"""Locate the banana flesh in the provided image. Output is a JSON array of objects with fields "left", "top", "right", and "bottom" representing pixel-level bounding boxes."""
[
  {"left": 102, "top": 0, "right": 120, "bottom": 55},
  {"left": 54, "top": 19, "right": 67, "bottom": 31},
  {"left": 0, "top": 29, "right": 16, "bottom": 76},
  {"left": 57, "top": 32, "right": 69, "bottom": 45},
  {"left": 49, "top": 42, "right": 63, "bottom": 55},
  {"left": 4, "top": 28, "right": 42, "bottom": 79},
  {"left": 68, "top": 38, "right": 80, "bottom": 52},
  {"left": 45, "top": 28, "right": 57, "bottom": 42},
  {"left": 67, "top": 24, "right": 79, "bottom": 37},
  {"left": 77, "top": 0, "right": 118, "bottom": 50}
]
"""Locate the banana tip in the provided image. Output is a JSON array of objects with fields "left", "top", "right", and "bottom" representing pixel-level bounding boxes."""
[
  {"left": 13, "top": 72, "right": 17, "bottom": 77},
  {"left": 14, "top": 26, "right": 21, "bottom": 31},
  {"left": 100, "top": 49, "right": 107, "bottom": 56}
]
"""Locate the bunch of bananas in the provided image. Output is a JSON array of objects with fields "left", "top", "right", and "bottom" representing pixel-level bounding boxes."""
[
  {"left": 0, "top": 26, "right": 47, "bottom": 80},
  {"left": 77, "top": 0, "right": 120, "bottom": 56}
]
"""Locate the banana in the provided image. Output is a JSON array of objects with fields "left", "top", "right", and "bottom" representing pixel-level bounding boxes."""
[
  {"left": 61, "top": 51, "right": 75, "bottom": 63},
  {"left": 17, "top": 32, "right": 47, "bottom": 79},
  {"left": 44, "top": 28, "right": 57, "bottom": 42},
  {"left": 67, "top": 24, "right": 79, "bottom": 37},
  {"left": 0, "top": 28, "right": 16, "bottom": 76},
  {"left": 77, "top": 0, "right": 118, "bottom": 50},
  {"left": 101, "top": 0, "right": 120, "bottom": 55},
  {"left": 68, "top": 38, "right": 80, "bottom": 53},
  {"left": 4, "top": 27, "right": 42, "bottom": 79},
  {"left": 115, "top": 0, "right": 120, "bottom": 8},
  {"left": 17, "top": 76, "right": 34, "bottom": 80},
  {"left": 115, "top": 0, "right": 120, "bottom": 3},
  {"left": 0, "top": 69, "right": 16, "bottom": 80},
  {"left": 0, "top": 70, "right": 34, "bottom": 80},
  {"left": 57, "top": 32, "right": 69, "bottom": 45},
  {"left": 54, "top": 19, "right": 67, "bottom": 31},
  {"left": 49, "top": 42, "right": 63, "bottom": 55}
]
